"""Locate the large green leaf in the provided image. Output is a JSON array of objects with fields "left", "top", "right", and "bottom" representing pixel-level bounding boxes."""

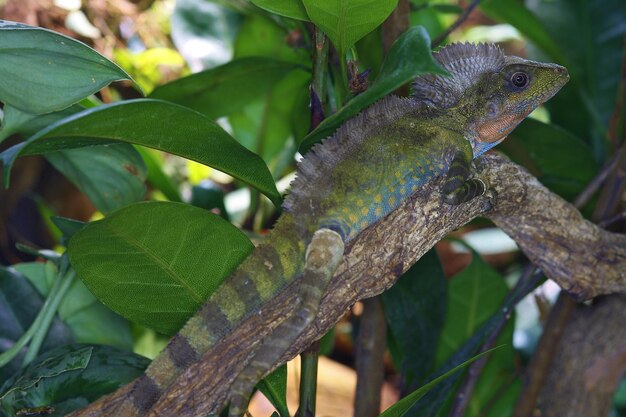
[
  {"left": 15, "top": 262, "right": 133, "bottom": 350},
  {"left": 250, "top": 0, "right": 310, "bottom": 21},
  {"left": 0, "top": 104, "right": 146, "bottom": 213},
  {"left": 0, "top": 344, "right": 149, "bottom": 417},
  {"left": 150, "top": 58, "right": 304, "bottom": 120},
  {"left": 299, "top": 26, "right": 446, "bottom": 152},
  {"left": 382, "top": 249, "right": 447, "bottom": 391},
  {"left": 302, "top": 0, "right": 398, "bottom": 56},
  {"left": 0, "top": 20, "right": 133, "bottom": 114},
  {"left": 67, "top": 201, "right": 254, "bottom": 335},
  {"left": 46, "top": 144, "right": 147, "bottom": 214},
  {"left": 436, "top": 251, "right": 508, "bottom": 365},
  {"left": 0, "top": 99, "right": 281, "bottom": 207}
]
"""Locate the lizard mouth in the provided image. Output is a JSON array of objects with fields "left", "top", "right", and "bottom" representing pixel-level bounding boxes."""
[{"left": 541, "top": 65, "right": 570, "bottom": 101}]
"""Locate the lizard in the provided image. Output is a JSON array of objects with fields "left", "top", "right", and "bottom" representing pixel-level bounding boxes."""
[{"left": 69, "top": 42, "right": 569, "bottom": 417}]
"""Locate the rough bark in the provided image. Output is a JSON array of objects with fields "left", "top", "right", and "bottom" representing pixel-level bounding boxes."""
[{"left": 76, "top": 153, "right": 626, "bottom": 417}]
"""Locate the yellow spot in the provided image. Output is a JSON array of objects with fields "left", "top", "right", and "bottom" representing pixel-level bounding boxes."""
[
  {"left": 361, "top": 220, "right": 368, "bottom": 229},
  {"left": 438, "top": 163, "right": 444, "bottom": 169},
  {"left": 361, "top": 207, "right": 369, "bottom": 216},
  {"left": 400, "top": 187, "right": 406, "bottom": 195},
  {"left": 356, "top": 198, "right": 365, "bottom": 206},
  {"left": 388, "top": 196, "right": 396, "bottom": 206},
  {"left": 412, "top": 175, "right": 418, "bottom": 180},
  {"left": 375, "top": 207, "right": 383, "bottom": 216},
  {"left": 399, "top": 178, "right": 406, "bottom": 185},
  {"left": 342, "top": 207, "right": 350, "bottom": 213},
  {"left": 412, "top": 184, "right": 418, "bottom": 192},
  {"left": 395, "top": 171, "right": 402, "bottom": 178},
  {"left": 374, "top": 194, "right": 382, "bottom": 203},
  {"left": 349, "top": 214, "right": 358, "bottom": 223}
]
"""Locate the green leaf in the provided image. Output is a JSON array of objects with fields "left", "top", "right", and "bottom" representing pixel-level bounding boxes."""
[
  {"left": 378, "top": 348, "right": 498, "bottom": 417},
  {"left": 479, "top": 0, "right": 566, "bottom": 66},
  {"left": 15, "top": 262, "right": 133, "bottom": 350},
  {"left": 257, "top": 365, "right": 289, "bottom": 417},
  {"left": 149, "top": 58, "right": 304, "bottom": 120},
  {"left": 230, "top": 70, "right": 310, "bottom": 163},
  {"left": 67, "top": 201, "right": 254, "bottom": 335},
  {"left": 0, "top": 99, "right": 281, "bottom": 207},
  {"left": 0, "top": 20, "right": 134, "bottom": 114},
  {"left": 233, "top": 14, "right": 310, "bottom": 64},
  {"left": 302, "top": 0, "right": 399, "bottom": 56},
  {"left": 402, "top": 247, "right": 526, "bottom": 417},
  {"left": 436, "top": 250, "right": 508, "bottom": 365},
  {"left": 382, "top": 249, "right": 446, "bottom": 390},
  {"left": 51, "top": 216, "right": 86, "bottom": 246},
  {"left": 300, "top": 26, "right": 446, "bottom": 152},
  {"left": 525, "top": 0, "right": 626, "bottom": 158},
  {"left": 0, "top": 344, "right": 149, "bottom": 416},
  {"left": 503, "top": 118, "right": 598, "bottom": 200},
  {"left": 46, "top": 144, "right": 147, "bottom": 214},
  {"left": 250, "top": 0, "right": 310, "bottom": 21}
]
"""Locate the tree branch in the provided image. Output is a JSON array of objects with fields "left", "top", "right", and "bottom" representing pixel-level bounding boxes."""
[{"left": 72, "top": 154, "right": 626, "bottom": 417}]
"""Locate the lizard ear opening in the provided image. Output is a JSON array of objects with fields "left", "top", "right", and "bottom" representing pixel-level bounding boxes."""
[{"left": 412, "top": 43, "right": 505, "bottom": 109}]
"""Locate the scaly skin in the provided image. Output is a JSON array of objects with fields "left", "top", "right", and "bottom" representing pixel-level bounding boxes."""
[{"left": 68, "top": 43, "right": 569, "bottom": 417}]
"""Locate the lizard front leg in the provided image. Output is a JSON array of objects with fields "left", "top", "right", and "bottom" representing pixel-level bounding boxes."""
[
  {"left": 441, "top": 150, "right": 486, "bottom": 205},
  {"left": 228, "top": 228, "right": 345, "bottom": 417}
]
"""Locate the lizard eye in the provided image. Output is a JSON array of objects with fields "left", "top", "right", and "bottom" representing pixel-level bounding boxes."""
[{"left": 511, "top": 72, "right": 529, "bottom": 88}]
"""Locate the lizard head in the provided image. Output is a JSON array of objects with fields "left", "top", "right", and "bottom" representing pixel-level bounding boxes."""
[{"left": 412, "top": 43, "right": 569, "bottom": 157}]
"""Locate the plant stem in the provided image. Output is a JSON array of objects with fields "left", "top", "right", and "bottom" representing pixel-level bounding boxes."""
[
  {"left": 310, "top": 27, "right": 329, "bottom": 132},
  {"left": 431, "top": 0, "right": 482, "bottom": 47},
  {"left": 354, "top": 296, "right": 387, "bottom": 417},
  {"left": 23, "top": 269, "right": 76, "bottom": 366},
  {"left": 339, "top": 54, "right": 350, "bottom": 103},
  {"left": 296, "top": 342, "right": 319, "bottom": 417}
]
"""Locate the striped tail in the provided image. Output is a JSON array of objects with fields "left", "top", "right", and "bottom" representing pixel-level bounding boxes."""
[{"left": 68, "top": 214, "right": 307, "bottom": 417}]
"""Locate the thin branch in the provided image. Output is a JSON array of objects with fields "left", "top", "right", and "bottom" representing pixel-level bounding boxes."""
[
  {"left": 598, "top": 210, "right": 626, "bottom": 228},
  {"left": 431, "top": 0, "right": 482, "bottom": 48},
  {"left": 354, "top": 296, "right": 387, "bottom": 417},
  {"left": 573, "top": 151, "right": 620, "bottom": 208}
]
